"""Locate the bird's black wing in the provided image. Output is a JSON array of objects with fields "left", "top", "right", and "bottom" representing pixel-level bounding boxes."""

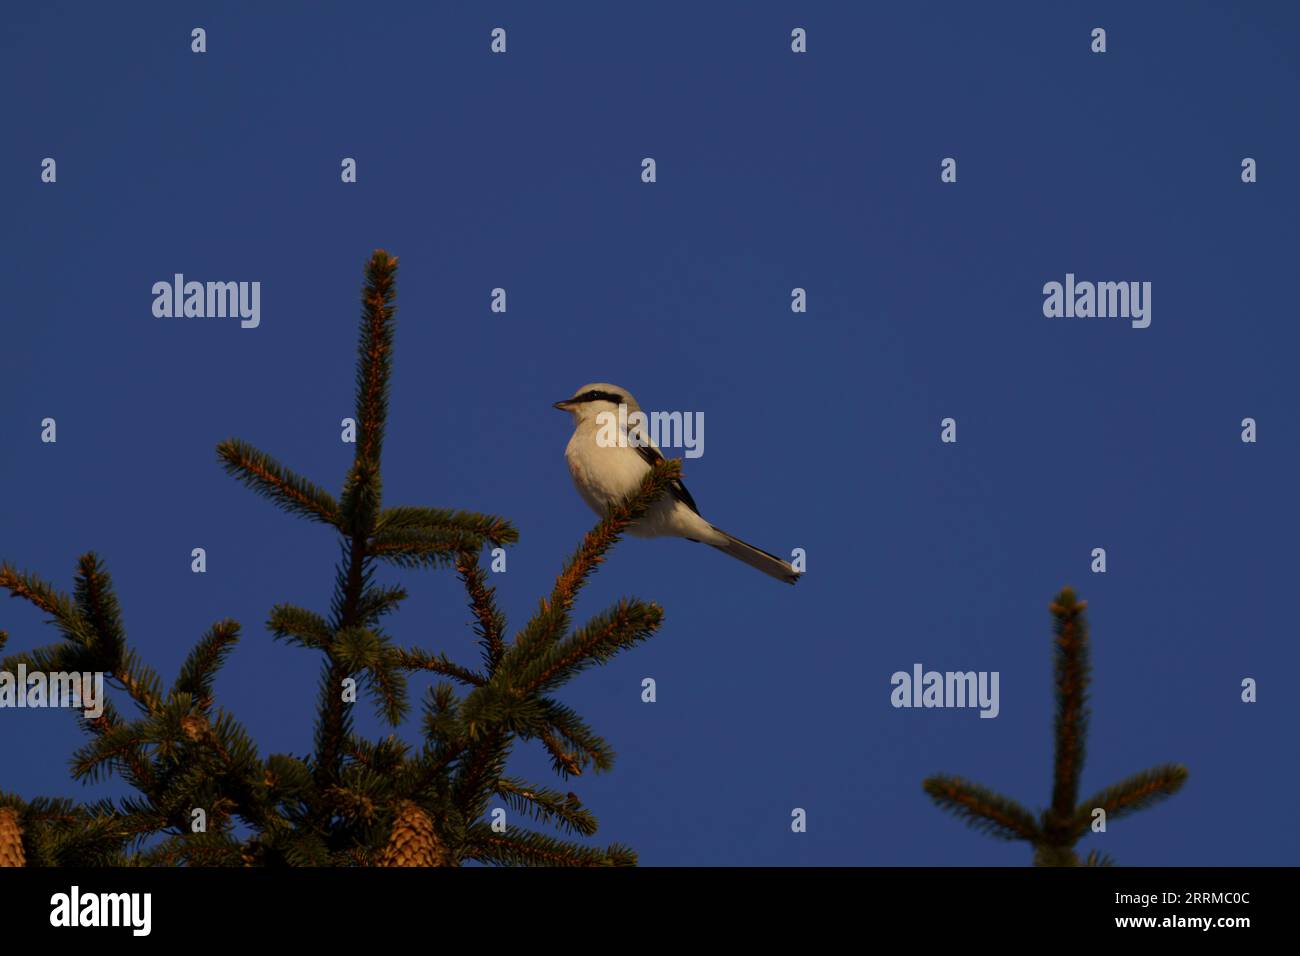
[{"left": 633, "top": 441, "right": 701, "bottom": 516}]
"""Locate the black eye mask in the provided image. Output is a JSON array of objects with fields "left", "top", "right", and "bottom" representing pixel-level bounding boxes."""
[{"left": 577, "top": 390, "right": 624, "bottom": 404}]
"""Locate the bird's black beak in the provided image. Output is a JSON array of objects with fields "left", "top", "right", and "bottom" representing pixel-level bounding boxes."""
[{"left": 553, "top": 399, "right": 574, "bottom": 410}]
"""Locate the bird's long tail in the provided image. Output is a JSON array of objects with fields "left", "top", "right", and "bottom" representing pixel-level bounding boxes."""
[{"left": 708, "top": 527, "right": 801, "bottom": 585}]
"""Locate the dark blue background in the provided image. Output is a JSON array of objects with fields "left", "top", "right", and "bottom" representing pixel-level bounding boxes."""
[{"left": 2, "top": 2, "right": 1296, "bottom": 865}]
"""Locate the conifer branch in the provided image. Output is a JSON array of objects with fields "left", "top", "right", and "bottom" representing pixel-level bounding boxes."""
[
  {"left": 461, "top": 823, "right": 635, "bottom": 867},
  {"left": 104, "top": 798, "right": 171, "bottom": 841},
  {"left": 311, "top": 251, "right": 403, "bottom": 816},
  {"left": 267, "top": 604, "right": 334, "bottom": 651},
  {"left": 366, "top": 661, "right": 409, "bottom": 728},
  {"left": 113, "top": 647, "right": 164, "bottom": 716},
  {"left": 1033, "top": 844, "right": 1080, "bottom": 867},
  {"left": 171, "top": 620, "right": 240, "bottom": 711},
  {"left": 442, "top": 469, "right": 674, "bottom": 820},
  {"left": 0, "top": 562, "right": 97, "bottom": 646},
  {"left": 369, "top": 528, "right": 483, "bottom": 569},
  {"left": 216, "top": 438, "right": 341, "bottom": 528},
  {"left": 508, "top": 459, "right": 679, "bottom": 668},
  {"left": 353, "top": 250, "right": 397, "bottom": 470},
  {"left": 1, "top": 642, "right": 96, "bottom": 687},
  {"left": 312, "top": 658, "right": 355, "bottom": 802},
  {"left": 537, "top": 699, "right": 615, "bottom": 775},
  {"left": 356, "top": 583, "right": 408, "bottom": 627},
  {"left": 19, "top": 802, "right": 135, "bottom": 867},
  {"left": 923, "top": 588, "right": 1188, "bottom": 865},
  {"left": 420, "top": 683, "right": 462, "bottom": 751},
  {"left": 3, "top": 250, "right": 672, "bottom": 867},
  {"left": 922, "top": 775, "right": 1041, "bottom": 842},
  {"left": 339, "top": 460, "right": 382, "bottom": 539},
  {"left": 73, "top": 554, "right": 126, "bottom": 663},
  {"left": 81, "top": 699, "right": 158, "bottom": 796},
  {"left": 338, "top": 251, "right": 398, "bottom": 536},
  {"left": 327, "top": 784, "right": 378, "bottom": 825},
  {"left": 318, "top": 432, "right": 385, "bottom": 800},
  {"left": 333, "top": 627, "right": 409, "bottom": 726},
  {"left": 457, "top": 683, "right": 549, "bottom": 738},
  {"left": 451, "top": 732, "right": 511, "bottom": 820},
  {"left": 1, "top": 557, "right": 160, "bottom": 718},
  {"left": 1075, "top": 764, "right": 1189, "bottom": 827},
  {"left": 70, "top": 721, "right": 152, "bottom": 784},
  {"left": 1049, "top": 588, "right": 1089, "bottom": 821},
  {"left": 538, "top": 731, "right": 585, "bottom": 778},
  {"left": 398, "top": 647, "right": 485, "bottom": 686},
  {"left": 377, "top": 506, "right": 518, "bottom": 549},
  {"left": 456, "top": 550, "right": 506, "bottom": 673},
  {"left": 495, "top": 779, "right": 598, "bottom": 837},
  {"left": 511, "top": 599, "right": 663, "bottom": 694},
  {"left": 548, "top": 459, "right": 681, "bottom": 617}
]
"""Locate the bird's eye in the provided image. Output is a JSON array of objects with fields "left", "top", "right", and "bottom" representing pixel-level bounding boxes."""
[{"left": 585, "top": 391, "right": 598, "bottom": 400}]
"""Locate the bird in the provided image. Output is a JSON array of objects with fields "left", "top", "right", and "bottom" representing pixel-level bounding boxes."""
[{"left": 554, "top": 383, "right": 801, "bottom": 584}]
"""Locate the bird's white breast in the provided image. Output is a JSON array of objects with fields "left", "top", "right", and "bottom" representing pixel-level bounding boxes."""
[
  {"left": 563, "top": 419, "right": 719, "bottom": 542},
  {"left": 565, "top": 423, "right": 650, "bottom": 515}
]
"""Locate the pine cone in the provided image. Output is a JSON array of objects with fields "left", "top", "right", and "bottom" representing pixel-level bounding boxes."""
[
  {"left": 0, "top": 808, "right": 26, "bottom": 868},
  {"left": 379, "top": 801, "right": 447, "bottom": 867}
]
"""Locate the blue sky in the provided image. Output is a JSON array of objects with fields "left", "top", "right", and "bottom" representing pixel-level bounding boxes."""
[{"left": 2, "top": 1, "right": 1297, "bottom": 865}]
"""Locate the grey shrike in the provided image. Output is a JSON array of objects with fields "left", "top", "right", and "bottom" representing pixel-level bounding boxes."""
[{"left": 554, "top": 383, "right": 801, "bottom": 584}]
